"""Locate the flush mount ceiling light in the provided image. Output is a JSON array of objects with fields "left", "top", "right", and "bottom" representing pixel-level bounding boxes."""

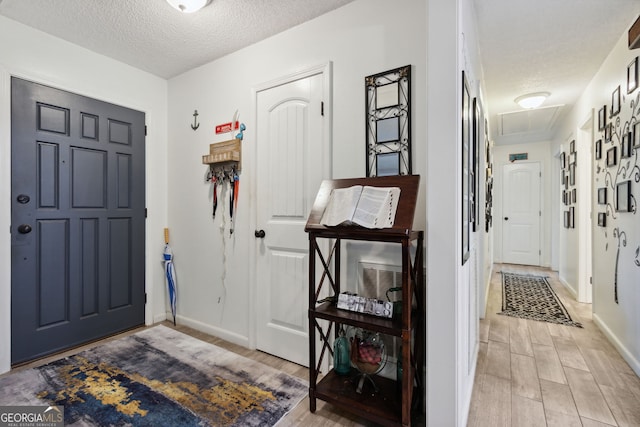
[
  {"left": 166, "top": 0, "right": 210, "bottom": 13},
  {"left": 515, "top": 92, "right": 550, "bottom": 109}
]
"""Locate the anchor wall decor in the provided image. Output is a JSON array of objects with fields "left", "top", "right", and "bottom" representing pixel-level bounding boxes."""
[{"left": 191, "top": 110, "right": 200, "bottom": 131}]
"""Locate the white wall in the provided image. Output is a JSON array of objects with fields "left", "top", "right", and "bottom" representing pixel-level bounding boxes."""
[
  {"left": 553, "top": 22, "right": 640, "bottom": 375},
  {"left": 492, "top": 141, "right": 553, "bottom": 268},
  {"left": 166, "top": 0, "right": 427, "bottom": 346},
  {"left": 0, "top": 16, "right": 169, "bottom": 374}
]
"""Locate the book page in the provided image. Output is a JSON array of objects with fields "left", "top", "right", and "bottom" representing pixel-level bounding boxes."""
[
  {"left": 320, "top": 186, "right": 363, "bottom": 226},
  {"left": 352, "top": 186, "right": 401, "bottom": 228}
]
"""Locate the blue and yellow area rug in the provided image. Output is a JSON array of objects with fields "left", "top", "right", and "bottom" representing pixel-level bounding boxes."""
[{"left": 0, "top": 325, "right": 308, "bottom": 426}]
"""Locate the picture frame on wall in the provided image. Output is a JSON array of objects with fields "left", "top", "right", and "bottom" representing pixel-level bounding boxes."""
[
  {"left": 616, "top": 180, "right": 631, "bottom": 212},
  {"left": 569, "top": 163, "right": 575, "bottom": 186},
  {"left": 611, "top": 85, "right": 621, "bottom": 117},
  {"left": 564, "top": 210, "right": 570, "bottom": 228},
  {"left": 598, "top": 187, "right": 607, "bottom": 205},
  {"left": 569, "top": 207, "right": 575, "bottom": 228},
  {"left": 595, "top": 139, "right": 602, "bottom": 160},
  {"left": 634, "top": 121, "right": 640, "bottom": 149},
  {"left": 365, "top": 65, "right": 411, "bottom": 177},
  {"left": 621, "top": 132, "right": 632, "bottom": 158},
  {"left": 598, "top": 105, "right": 606, "bottom": 130},
  {"left": 570, "top": 140, "right": 575, "bottom": 153},
  {"left": 598, "top": 212, "right": 606, "bottom": 227},
  {"left": 607, "top": 146, "right": 617, "bottom": 167},
  {"left": 572, "top": 188, "right": 576, "bottom": 204},
  {"left": 560, "top": 152, "right": 566, "bottom": 169},
  {"left": 605, "top": 123, "right": 612, "bottom": 142},
  {"left": 461, "top": 70, "right": 471, "bottom": 265},
  {"left": 628, "top": 56, "right": 638, "bottom": 94}
]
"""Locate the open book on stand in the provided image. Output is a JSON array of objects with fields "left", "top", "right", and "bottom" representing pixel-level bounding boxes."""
[{"left": 320, "top": 185, "right": 401, "bottom": 229}]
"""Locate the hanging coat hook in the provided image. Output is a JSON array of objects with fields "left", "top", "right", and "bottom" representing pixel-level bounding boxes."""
[{"left": 191, "top": 110, "right": 200, "bottom": 131}]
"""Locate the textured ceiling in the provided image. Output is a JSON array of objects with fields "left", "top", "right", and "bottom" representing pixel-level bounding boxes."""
[
  {"left": 0, "top": 0, "right": 355, "bottom": 79},
  {"left": 473, "top": 0, "right": 640, "bottom": 145},
  {"left": 2, "top": 0, "right": 640, "bottom": 145}
]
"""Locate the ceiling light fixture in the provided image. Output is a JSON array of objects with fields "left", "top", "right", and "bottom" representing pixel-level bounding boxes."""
[
  {"left": 514, "top": 92, "right": 550, "bottom": 109},
  {"left": 166, "top": 0, "right": 210, "bottom": 13}
]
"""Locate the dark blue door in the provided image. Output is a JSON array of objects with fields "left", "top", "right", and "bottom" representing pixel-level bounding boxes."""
[{"left": 11, "top": 78, "right": 146, "bottom": 364}]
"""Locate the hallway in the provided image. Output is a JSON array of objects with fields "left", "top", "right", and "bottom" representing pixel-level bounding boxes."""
[{"left": 468, "top": 264, "right": 640, "bottom": 426}]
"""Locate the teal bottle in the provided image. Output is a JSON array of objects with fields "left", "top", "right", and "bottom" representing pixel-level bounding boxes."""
[{"left": 334, "top": 326, "right": 351, "bottom": 375}]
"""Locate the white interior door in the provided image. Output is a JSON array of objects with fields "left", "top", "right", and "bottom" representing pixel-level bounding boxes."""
[
  {"left": 255, "top": 70, "right": 327, "bottom": 366},
  {"left": 502, "top": 162, "right": 541, "bottom": 265}
]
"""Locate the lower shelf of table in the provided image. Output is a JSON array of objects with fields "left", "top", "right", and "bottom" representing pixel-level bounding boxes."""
[{"left": 310, "top": 369, "right": 408, "bottom": 427}]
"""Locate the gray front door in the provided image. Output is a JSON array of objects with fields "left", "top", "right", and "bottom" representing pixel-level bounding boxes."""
[{"left": 11, "top": 78, "right": 146, "bottom": 364}]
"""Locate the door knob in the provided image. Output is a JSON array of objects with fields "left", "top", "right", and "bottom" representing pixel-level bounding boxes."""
[
  {"left": 254, "top": 229, "right": 266, "bottom": 238},
  {"left": 17, "top": 224, "right": 32, "bottom": 234},
  {"left": 504, "top": 217, "right": 509, "bottom": 221}
]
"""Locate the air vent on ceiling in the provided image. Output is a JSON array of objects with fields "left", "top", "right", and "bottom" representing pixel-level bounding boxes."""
[{"left": 498, "top": 105, "right": 563, "bottom": 137}]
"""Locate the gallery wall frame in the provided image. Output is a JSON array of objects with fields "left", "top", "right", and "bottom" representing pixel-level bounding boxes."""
[
  {"left": 607, "top": 146, "right": 618, "bottom": 167},
  {"left": 598, "top": 212, "right": 606, "bottom": 227},
  {"left": 365, "top": 65, "right": 411, "bottom": 177},
  {"left": 461, "top": 70, "right": 471, "bottom": 265},
  {"left": 628, "top": 56, "right": 638, "bottom": 94},
  {"left": 621, "top": 132, "right": 632, "bottom": 158},
  {"left": 595, "top": 139, "right": 602, "bottom": 160},
  {"left": 611, "top": 85, "right": 621, "bottom": 117},
  {"left": 598, "top": 187, "right": 607, "bottom": 205},
  {"left": 598, "top": 105, "right": 607, "bottom": 130},
  {"left": 633, "top": 121, "right": 640, "bottom": 149},
  {"left": 616, "top": 180, "right": 632, "bottom": 212}
]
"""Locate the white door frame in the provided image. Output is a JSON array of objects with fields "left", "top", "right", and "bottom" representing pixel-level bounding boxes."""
[{"left": 248, "top": 62, "right": 332, "bottom": 350}]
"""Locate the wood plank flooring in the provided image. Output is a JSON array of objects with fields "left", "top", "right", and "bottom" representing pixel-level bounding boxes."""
[
  {"left": 4, "top": 262, "right": 638, "bottom": 426},
  {"left": 468, "top": 264, "right": 640, "bottom": 427}
]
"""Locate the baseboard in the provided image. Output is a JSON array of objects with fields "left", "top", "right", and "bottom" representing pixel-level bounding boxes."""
[
  {"left": 165, "top": 312, "right": 250, "bottom": 349},
  {"left": 558, "top": 276, "right": 578, "bottom": 300},
  {"left": 593, "top": 313, "right": 640, "bottom": 377}
]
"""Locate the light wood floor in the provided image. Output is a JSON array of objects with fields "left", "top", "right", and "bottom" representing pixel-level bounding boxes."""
[
  {"left": 467, "top": 264, "right": 640, "bottom": 427},
  {"left": 5, "top": 263, "right": 638, "bottom": 426}
]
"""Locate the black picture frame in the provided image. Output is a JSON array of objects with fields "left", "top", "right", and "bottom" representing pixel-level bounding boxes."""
[
  {"left": 605, "top": 123, "right": 612, "bottom": 143},
  {"left": 616, "top": 180, "right": 631, "bottom": 212},
  {"left": 634, "top": 121, "right": 640, "bottom": 149},
  {"left": 365, "top": 65, "right": 411, "bottom": 177},
  {"left": 598, "top": 212, "right": 606, "bottom": 227},
  {"left": 461, "top": 71, "right": 471, "bottom": 265},
  {"left": 628, "top": 56, "right": 638, "bottom": 94},
  {"left": 598, "top": 187, "right": 607, "bottom": 205},
  {"left": 471, "top": 97, "right": 482, "bottom": 232},
  {"left": 569, "top": 163, "right": 575, "bottom": 186},
  {"left": 570, "top": 140, "right": 575, "bottom": 153},
  {"left": 621, "top": 132, "right": 632, "bottom": 158},
  {"left": 611, "top": 85, "right": 621, "bottom": 117},
  {"left": 570, "top": 207, "right": 575, "bottom": 229},
  {"left": 572, "top": 188, "right": 576, "bottom": 204},
  {"left": 560, "top": 152, "right": 566, "bottom": 169},
  {"left": 598, "top": 105, "right": 606, "bottom": 130},
  {"left": 595, "top": 139, "right": 602, "bottom": 160},
  {"left": 607, "top": 146, "right": 617, "bottom": 167},
  {"left": 564, "top": 211, "right": 570, "bottom": 228}
]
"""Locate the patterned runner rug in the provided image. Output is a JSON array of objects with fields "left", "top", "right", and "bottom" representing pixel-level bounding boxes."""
[
  {"left": 0, "top": 325, "right": 308, "bottom": 426},
  {"left": 499, "top": 272, "right": 582, "bottom": 328}
]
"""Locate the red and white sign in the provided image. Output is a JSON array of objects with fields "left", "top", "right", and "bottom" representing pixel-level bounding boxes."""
[{"left": 215, "top": 121, "right": 239, "bottom": 134}]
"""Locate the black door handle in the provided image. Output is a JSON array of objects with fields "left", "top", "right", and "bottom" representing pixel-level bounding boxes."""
[
  {"left": 16, "top": 194, "right": 30, "bottom": 204},
  {"left": 255, "top": 229, "right": 266, "bottom": 238},
  {"left": 504, "top": 217, "right": 509, "bottom": 221},
  {"left": 18, "top": 224, "right": 32, "bottom": 234}
]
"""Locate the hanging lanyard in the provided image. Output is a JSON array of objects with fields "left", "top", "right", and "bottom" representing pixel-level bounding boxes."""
[{"left": 212, "top": 176, "right": 218, "bottom": 218}]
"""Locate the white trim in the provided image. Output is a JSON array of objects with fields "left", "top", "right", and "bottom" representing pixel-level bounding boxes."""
[{"left": 593, "top": 313, "right": 640, "bottom": 377}]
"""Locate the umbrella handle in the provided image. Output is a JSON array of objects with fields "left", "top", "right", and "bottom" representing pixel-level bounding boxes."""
[{"left": 164, "top": 228, "right": 170, "bottom": 244}]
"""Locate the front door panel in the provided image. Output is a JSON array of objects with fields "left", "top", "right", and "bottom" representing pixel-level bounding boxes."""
[{"left": 11, "top": 78, "right": 145, "bottom": 364}]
